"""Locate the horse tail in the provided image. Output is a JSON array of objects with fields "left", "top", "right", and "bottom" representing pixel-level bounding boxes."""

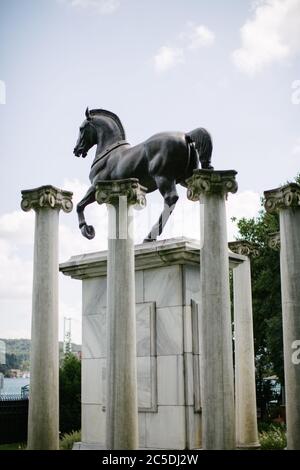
[
  {"left": 186, "top": 127, "right": 213, "bottom": 169},
  {"left": 183, "top": 134, "right": 199, "bottom": 181}
]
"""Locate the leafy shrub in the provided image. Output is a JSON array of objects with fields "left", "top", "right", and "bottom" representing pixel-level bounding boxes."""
[
  {"left": 259, "top": 424, "right": 286, "bottom": 450},
  {"left": 60, "top": 430, "right": 81, "bottom": 450}
]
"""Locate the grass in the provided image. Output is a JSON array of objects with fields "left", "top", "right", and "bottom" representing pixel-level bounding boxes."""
[
  {"left": 60, "top": 430, "right": 81, "bottom": 450},
  {"left": 0, "top": 425, "right": 287, "bottom": 451},
  {"left": 0, "top": 443, "right": 25, "bottom": 450},
  {"left": 0, "top": 430, "right": 81, "bottom": 451}
]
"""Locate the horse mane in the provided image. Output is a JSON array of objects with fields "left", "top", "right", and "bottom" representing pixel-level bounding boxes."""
[{"left": 89, "top": 109, "right": 126, "bottom": 140}]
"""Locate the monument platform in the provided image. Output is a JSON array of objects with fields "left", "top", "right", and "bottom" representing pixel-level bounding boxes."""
[{"left": 60, "top": 237, "right": 245, "bottom": 450}]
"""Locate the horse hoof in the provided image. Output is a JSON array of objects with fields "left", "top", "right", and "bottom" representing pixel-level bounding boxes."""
[
  {"left": 143, "top": 238, "right": 156, "bottom": 243},
  {"left": 81, "top": 224, "right": 95, "bottom": 240}
]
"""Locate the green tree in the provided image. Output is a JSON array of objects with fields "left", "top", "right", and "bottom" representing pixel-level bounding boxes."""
[
  {"left": 235, "top": 172, "right": 300, "bottom": 388},
  {"left": 59, "top": 354, "right": 81, "bottom": 434},
  {"left": 236, "top": 208, "right": 283, "bottom": 380},
  {"left": 235, "top": 207, "right": 283, "bottom": 418}
]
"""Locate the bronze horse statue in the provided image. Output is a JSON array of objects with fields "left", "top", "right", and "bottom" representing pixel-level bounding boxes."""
[{"left": 73, "top": 108, "right": 213, "bottom": 241}]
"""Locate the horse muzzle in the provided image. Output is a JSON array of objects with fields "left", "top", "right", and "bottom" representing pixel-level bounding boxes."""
[{"left": 73, "top": 147, "right": 87, "bottom": 158}]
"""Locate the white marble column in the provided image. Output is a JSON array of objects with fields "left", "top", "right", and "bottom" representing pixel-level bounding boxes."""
[
  {"left": 265, "top": 183, "right": 300, "bottom": 450},
  {"left": 95, "top": 179, "right": 146, "bottom": 450},
  {"left": 187, "top": 169, "right": 237, "bottom": 450},
  {"left": 229, "top": 241, "right": 260, "bottom": 449},
  {"left": 21, "top": 185, "right": 73, "bottom": 450}
]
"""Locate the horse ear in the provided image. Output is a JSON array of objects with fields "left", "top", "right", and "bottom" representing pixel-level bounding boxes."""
[{"left": 85, "top": 107, "right": 91, "bottom": 121}]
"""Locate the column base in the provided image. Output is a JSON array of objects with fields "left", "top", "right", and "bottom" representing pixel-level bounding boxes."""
[
  {"left": 73, "top": 442, "right": 105, "bottom": 450},
  {"left": 236, "top": 441, "right": 261, "bottom": 450}
]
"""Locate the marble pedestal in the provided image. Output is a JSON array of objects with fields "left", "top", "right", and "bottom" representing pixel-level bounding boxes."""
[{"left": 60, "top": 237, "right": 246, "bottom": 450}]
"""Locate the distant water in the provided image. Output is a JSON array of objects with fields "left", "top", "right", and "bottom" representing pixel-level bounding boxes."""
[{"left": 0, "top": 377, "right": 30, "bottom": 395}]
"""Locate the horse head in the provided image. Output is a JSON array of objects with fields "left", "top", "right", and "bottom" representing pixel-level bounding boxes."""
[
  {"left": 74, "top": 108, "right": 126, "bottom": 159},
  {"left": 73, "top": 107, "right": 98, "bottom": 158}
]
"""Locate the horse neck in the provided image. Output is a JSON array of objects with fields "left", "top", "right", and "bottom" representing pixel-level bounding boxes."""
[{"left": 95, "top": 122, "right": 123, "bottom": 156}]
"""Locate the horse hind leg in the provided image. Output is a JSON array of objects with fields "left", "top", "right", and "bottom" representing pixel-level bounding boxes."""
[
  {"left": 77, "top": 185, "right": 96, "bottom": 240},
  {"left": 144, "top": 177, "right": 179, "bottom": 242}
]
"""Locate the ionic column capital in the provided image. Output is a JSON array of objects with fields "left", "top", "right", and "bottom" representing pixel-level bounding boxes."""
[
  {"left": 186, "top": 169, "right": 238, "bottom": 201},
  {"left": 229, "top": 240, "right": 259, "bottom": 258},
  {"left": 95, "top": 178, "right": 147, "bottom": 208},
  {"left": 264, "top": 183, "right": 300, "bottom": 214},
  {"left": 21, "top": 185, "right": 73, "bottom": 213},
  {"left": 268, "top": 231, "right": 281, "bottom": 251}
]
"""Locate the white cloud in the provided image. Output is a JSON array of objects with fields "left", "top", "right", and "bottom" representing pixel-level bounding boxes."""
[
  {"left": 0, "top": 238, "right": 33, "bottom": 301},
  {"left": 60, "top": 0, "right": 120, "bottom": 14},
  {"left": 0, "top": 212, "right": 34, "bottom": 301},
  {"left": 232, "top": 0, "right": 300, "bottom": 76},
  {"left": 183, "top": 24, "right": 215, "bottom": 50},
  {"left": 153, "top": 23, "right": 215, "bottom": 73},
  {"left": 153, "top": 46, "right": 184, "bottom": 73},
  {"left": 226, "top": 190, "right": 261, "bottom": 240},
  {"left": 144, "top": 186, "right": 261, "bottom": 243},
  {"left": 0, "top": 210, "right": 34, "bottom": 245}
]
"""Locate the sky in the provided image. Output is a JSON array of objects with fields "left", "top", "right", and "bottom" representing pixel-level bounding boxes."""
[{"left": 0, "top": 0, "right": 299, "bottom": 344}]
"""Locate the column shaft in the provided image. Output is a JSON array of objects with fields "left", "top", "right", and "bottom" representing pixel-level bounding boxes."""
[
  {"left": 28, "top": 208, "right": 59, "bottom": 450},
  {"left": 106, "top": 204, "right": 138, "bottom": 449},
  {"left": 200, "top": 194, "right": 235, "bottom": 449},
  {"left": 264, "top": 183, "right": 300, "bottom": 450},
  {"left": 233, "top": 259, "right": 259, "bottom": 448},
  {"left": 187, "top": 169, "right": 237, "bottom": 450},
  {"left": 280, "top": 209, "right": 300, "bottom": 449},
  {"left": 21, "top": 185, "right": 73, "bottom": 450},
  {"left": 95, "top": 179, "right": 146, "bottom": 450}
]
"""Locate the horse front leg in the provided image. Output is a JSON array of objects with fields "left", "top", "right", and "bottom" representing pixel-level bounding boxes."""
[
  {"left": 77, "top": 185, "right": 96, "bottom": 240},
  {"left": 144, "top": 177, "right": 179, "bottom": 242}
]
